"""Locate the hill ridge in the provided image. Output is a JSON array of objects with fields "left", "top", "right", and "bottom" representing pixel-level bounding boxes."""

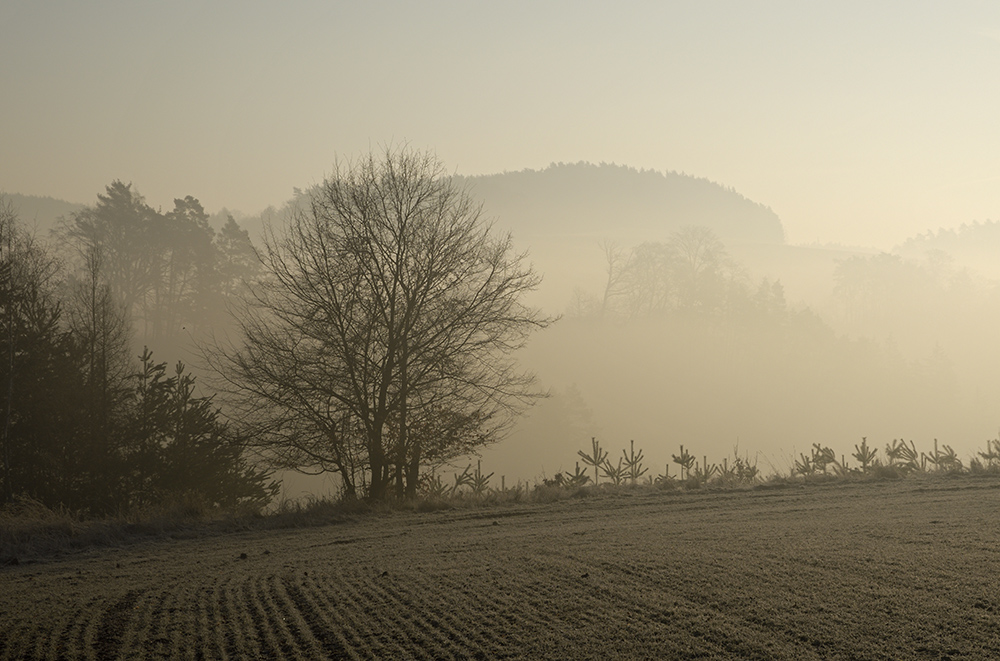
[{"left": 455, "top": 161, "right": 786, "bottom": 244}]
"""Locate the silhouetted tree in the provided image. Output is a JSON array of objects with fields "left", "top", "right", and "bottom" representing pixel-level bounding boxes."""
[
  {"left": 59, "top": 184, "right": 224, "bottom": 355},
  {"left": 0, "top": 197, "right": 116, "bottom": 511},
  {"left": 64, "top": 243, "right": 133, "bottom": 512},
  {"left": 586, "top": 227, "right": 745, "bottom": 321},
  {"left": 0, "top": 192, "right": 274, "bottom": 515},
  {"left": 150, "top": 196, "right": 216, "bottom": 343},
  {"left": 123, "top": 349, "right": 277, "bottom": 509},
  {"left": 215, "top": 214, "right": 261, "bottom": 299},
  {"left": 666, "top": 226, "right": 733, "bottom": 314},
  {"left": 210, "top": 145, "right": 553, "bottom": 499},
  {"left": 59, "top": 181, "right": 160, "bottom": 334},
  {"left": 0, "top": 196, "right": 77, "bottom": 505}
]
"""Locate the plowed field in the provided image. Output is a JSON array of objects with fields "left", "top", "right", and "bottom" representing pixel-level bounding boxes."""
[{"left": 4, "top": 478, "right": 1000, "bottom": 659}]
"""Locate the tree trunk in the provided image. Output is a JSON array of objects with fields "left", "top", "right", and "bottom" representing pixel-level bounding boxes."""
[
  {"left": 397, "top": 340, "right": 409, "bottom": 498},
  {"left": 338, "top": 465, "right": 356, "bottom": 499},
  {"left": 367, "top": 427, "right": 389, "bottom": 500},
  {"left": 404, "top": 443, "right": 420, "bottom": 499},
  {"left": 393, "top": 453, "right": 405, "bottom": 499}
]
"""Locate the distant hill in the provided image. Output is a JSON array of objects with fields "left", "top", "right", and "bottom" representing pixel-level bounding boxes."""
[
  {"left": 3, "top": 163, "right": 786, "bottom": 246},
  {"left": 451, "top": 162, "right": 787, "bottom": 311},
  {"left": 2, "top": 165, "right": 790, "bottom": 311},
  {"left": 1, "top": 193, "right": 84, "bottom": 235},
  {"left": 456, "top": 162, "right": 786, "bottom": 245}
]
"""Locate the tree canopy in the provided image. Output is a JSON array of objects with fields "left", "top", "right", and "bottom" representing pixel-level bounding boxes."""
[
  {"left": 210, "top": 146, "right": 553, "bottom": 499},
  {"left": 1, "top": 191, "right": 276, "bottom": 515}
]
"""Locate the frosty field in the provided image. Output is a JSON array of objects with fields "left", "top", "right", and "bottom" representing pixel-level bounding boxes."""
[{"left": 3, "top": 477, "right": 1000, "bottom": 659}]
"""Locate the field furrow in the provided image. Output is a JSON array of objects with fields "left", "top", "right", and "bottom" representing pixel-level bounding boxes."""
[
  {"left": 411, "top": 575, "right": 508, "bottom": 655},
  {"left": 219, "top": 578, "right": 262, "bottom": 659},
  {"left": 0, "top": 622, "right": 30, "bottom": 661},
  {"left": 118, "top": 589, "right": 169, "bottom": 658},
  {"left": 92, "top": 589, "right": 142, "bottom": 660},
  {"left": 343, "top": 573, "right": 440, "bottom": 659},
  {"left": 383, "top": 575, "right": 489, "bottom": 658},
  {"left": 194, "top": 583, "right": 228, "bottom": 661},
  {"left": 270, "top": 573, "right": 332, "bottom": 658},
  {"left": 6, "top": 479, "right": 1000, "bottom": 659},
  {"left": 280, "top": 575, "right": 356, "bottom": 659},
  {"left": 246, "top": 574, "right": 298, "bottom": 659}
]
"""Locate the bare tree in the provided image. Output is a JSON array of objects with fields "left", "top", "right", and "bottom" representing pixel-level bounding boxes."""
[
  {"left": 666, "top": 226, "right": 730, "bottom": 314},
  {"left": 209, "top": 146, "right": 553, "bottom": 499},
  {"left": 619, "top": 242, "right": 672, "bottom": 319},
  {"left": 599, "top": 241, "right": 632, "bottom": 317}
]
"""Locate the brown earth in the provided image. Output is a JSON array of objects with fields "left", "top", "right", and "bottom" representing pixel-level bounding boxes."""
[{"left": 3, "top": 477, "right": 1000, "bottom": 659}]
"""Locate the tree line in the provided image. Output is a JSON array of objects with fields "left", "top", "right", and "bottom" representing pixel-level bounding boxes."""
[
  {"left": 571, "top": 225, "right": 788, "bottom": 325},
  {"left": 0, "top": 189, "right": 275, "bottom": 514},
  {"left": 1, "top": 146, "right": 551, "bottom": 511},
  {"left": 6, "top": 147, "right": 997, "bottom": 513}
]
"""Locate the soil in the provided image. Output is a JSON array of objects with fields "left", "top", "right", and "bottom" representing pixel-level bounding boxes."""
[{"left": 3, "top": 477, "right": 1000, "bottom": 659}]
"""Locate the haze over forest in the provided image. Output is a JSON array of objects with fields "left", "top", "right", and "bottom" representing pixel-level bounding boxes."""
[
  {"left": 4, "top": 2, "right": 1000, "bottom": 501},
  {"left": 6, "top": 157, "right": 1000, "bottom": 494}
]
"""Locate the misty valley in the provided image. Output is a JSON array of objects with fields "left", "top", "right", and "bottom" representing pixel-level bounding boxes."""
[
  {"left": 11, "top": 0, "right": 1000, "bottom": 656},
  {"left": 5, "top": 150, "right": 1000, "bottom": 659},
  {"left": 6, "top": 152, "right": 1000, "bottom": 509}
]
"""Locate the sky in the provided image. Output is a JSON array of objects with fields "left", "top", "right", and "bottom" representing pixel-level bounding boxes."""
[{"left": 3, "top": 1, "right": 1000, "bottom": 249}]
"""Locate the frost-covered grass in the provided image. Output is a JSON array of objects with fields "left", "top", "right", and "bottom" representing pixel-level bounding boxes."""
[
  {"left": 5, "top": 478, "right": 1000, "bottom": 659},
  {"left": 6, "top": 435, "right": 1000, "bottom": 563}
]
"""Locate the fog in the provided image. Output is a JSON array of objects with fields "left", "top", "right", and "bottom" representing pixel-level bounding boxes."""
[
  {"left": 5, "top": 3, "right": 1000, "bottom": 500},
  {"left": 7, "top": 153, "right": 1000, "bottom": 501},
  {"left": 462, "top": 165, "right": 1000, "bottom": 484}
]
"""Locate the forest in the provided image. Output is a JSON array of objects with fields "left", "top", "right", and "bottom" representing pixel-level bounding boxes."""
[
  {"left": 0, "top": 183, "right": 275, "bottom": 515},
  {"left": 1, "top": 147, "right": 550, "bottom": 512},
  {"left": 4, "top": 157, "right": 1000, "bottom": 515}
]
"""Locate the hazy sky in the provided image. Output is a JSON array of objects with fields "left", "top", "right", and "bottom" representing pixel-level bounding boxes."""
[{"left": 3, "top": 1, "right": 999, "bottom": 248}]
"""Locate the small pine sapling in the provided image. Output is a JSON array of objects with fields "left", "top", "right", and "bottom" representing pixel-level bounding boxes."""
[
  {"left": 655, "top": 463, "right": 673, "bottom": 487},
  {"left": 919, "top": 438, "right": 961, "bottom": 473},
  {"left": 601, "top": 456, "right": 627, "bottom": 486},
  {"left": 811, "top": 444, "right": 840, "bottom": 475},
  {"left": 923, "top": 438, "right": 941, "bottom": 471},
  {"left": 548, "top": 463, "right": 591, "bottom": 488},
  {"left": 886, "top": 439, "right": 920, "bottom": 473},
  {"left": 936, "top": 441, "right": 962, "bottom": 472},
  {"left": 852, "top": 437, "right": 878, "bottom": 474},
  {"left": 718, "top": 457, "right": 737, "bottom": 483},
  {"left": 622, "top": 440, "right": 648, "bottom": 485},
  {"left": 567, "top": 461, "right": 591, "bottom": 487},
  {"left": 732, "top": 453, "right": 760, "bottom": 484},
  {"left": 794, "top": 452, "right": 814, "bottom": 476},
  {"left": 470, "top": 460, "right": 494, "bottom": 496},
  {"left": 578, "top": 437, "right": 609, "bottom": 486},
  {"left": 452, "top": 465, "right": 474, "bottom": 494},
  {"left": 692, "top": 456, "right": 719, "bottom": 485},
  {"left": 542, "top": 473, "right": 563, "bottom": 487},
  {"left": 672, "top": 445, "right": 696, "bottom": 480},
  {"left": 420, "top": 469, "right": 451, "bottom": 497},
  {"left": 978, "top": 437, "right": 1000, "bottom": 467}
]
